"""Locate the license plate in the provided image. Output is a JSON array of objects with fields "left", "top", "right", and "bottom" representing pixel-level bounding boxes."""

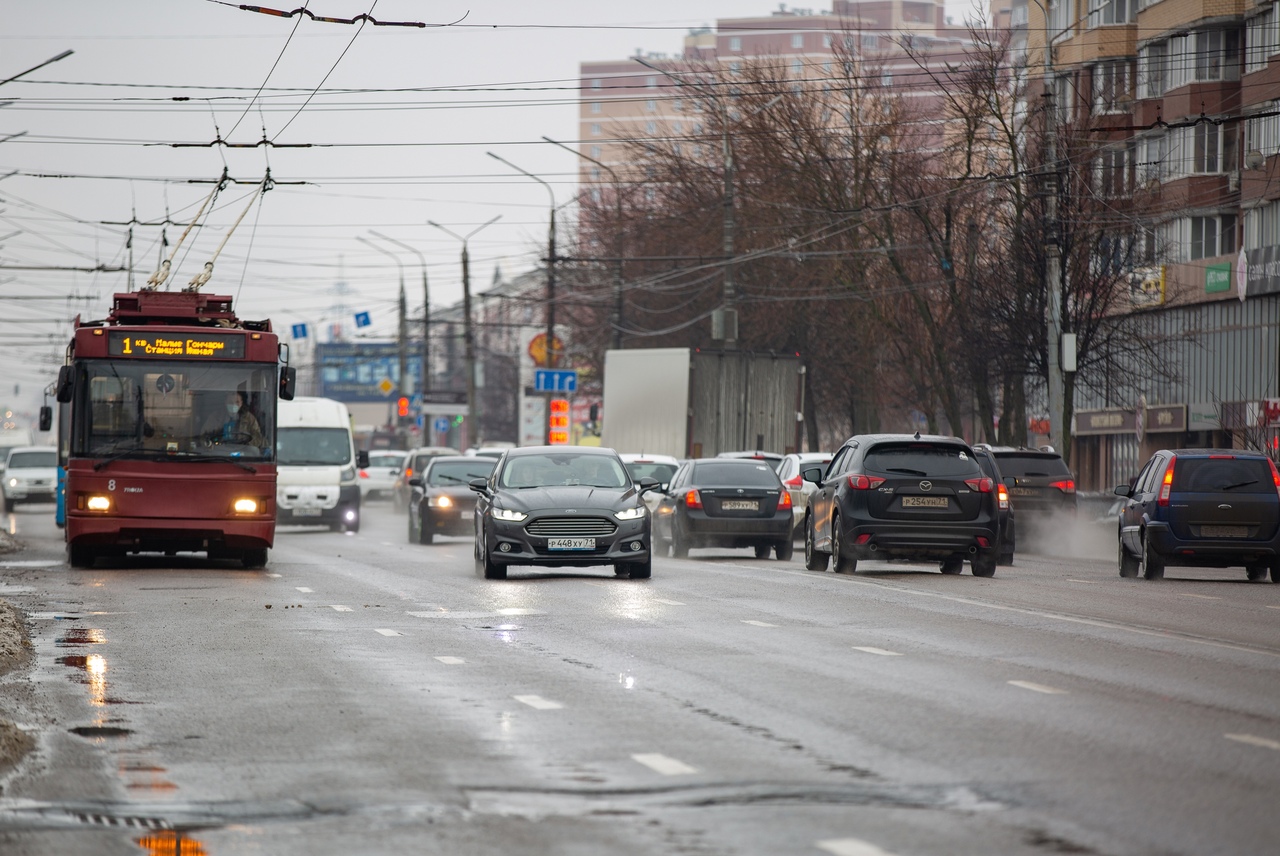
[
  {"left": 292, "top": 508, "right": 322, "bottom": 517},
  {"left": 1009, "top": 487, "right": 1036, "bottom": 496},
  {"left": 461, "top": 509, "right": 471, "bottom": 518},
  {"left": 901, "top": 496, "right": 949, "bottom": 508},
  {"left": 548, "top": 537, "right": 595, "bottom": 550},
  {"left": 1201, "top": 525, "right": 1247, "bottom": 538},
  {"left": 721, "top": 500, "right": 759, "bottom": 511}
]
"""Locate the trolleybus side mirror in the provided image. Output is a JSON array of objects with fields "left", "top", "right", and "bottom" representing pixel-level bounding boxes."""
[
  {"left": 279, "top": 366, "right": 297, "bottom": 401},
  {"left": 39, "top": 406, "right": 52, "bottom": 432},
  {"left": 55, "top": 366, "right": 74, "bottom": 403},
  {"left": 356, "top": 450, "right": 370, "bottom": 469}
]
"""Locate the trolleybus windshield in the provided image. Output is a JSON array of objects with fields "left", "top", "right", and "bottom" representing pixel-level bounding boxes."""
[{"left": 71, "top": 360, "right": 277, "bottom": 461}]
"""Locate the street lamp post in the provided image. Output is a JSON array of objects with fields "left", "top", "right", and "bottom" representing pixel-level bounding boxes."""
[
  {"left": 428, "top": 216, "right": 501, "bottom": 449},
  {"left": 370, "top": 230, "right": 431, "bottom": 406},
  {"left": 356, "top": 234, "right": 409, "bottom": 400},
  {"left": 542, "top": 136, "right": 626, "bottom": 350}
]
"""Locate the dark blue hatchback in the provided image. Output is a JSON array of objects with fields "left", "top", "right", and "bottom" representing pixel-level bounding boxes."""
[{"left": 1115, "top": 449, "right": 1280, "bottom": 582}]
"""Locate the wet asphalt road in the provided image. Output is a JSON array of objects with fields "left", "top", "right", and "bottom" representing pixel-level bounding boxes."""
[{"left": 1, "top": 501, "right": 1278, "bottom": 856}]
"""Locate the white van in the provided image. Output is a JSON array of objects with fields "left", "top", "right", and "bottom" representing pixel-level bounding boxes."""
[{"left": 276, "top": 397, "right": 368, "bottom": 532}]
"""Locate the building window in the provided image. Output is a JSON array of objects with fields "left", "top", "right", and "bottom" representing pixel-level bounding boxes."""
[
  {"left": 792, "top": 33, "right": 804, "bottom": 49},
  {"left": 1139, "top": 42, "right": 1166, "bottom": 97},
  {"left": 1138, "top": 132, "right": 1168, "bottom": 184},
  {"left": 590, "top": 102, "right": 601, "bottom": 113},
  {"left": 590, "top": 145, "right": 602, "bottom": 159},
  {"left": 822, "top": 34, "right": 832, "bottom": 48},
  {"left": 591, "top": 167, "right": 601, "bottom": 180},
  {"left": 646, "top": 99, "right": 657, "bottom": 112},
  {"left": 646, "top": 75, "right": 657, "bottom": 89},
  {"left": 1151, "top": 30, "right": 1241, "bottom": 93},
  {"left": 1246, "top": 110, "right": 1279, "bottom": 159},
  {"left": 673, "top": 99, "right": 683, "bottom": 112},
  {"left": 1095, "top": 143, "right": 1134, "bottom": 197},
  {"left": 730, "top": 61, "right": 741, "bottom": 73},
  {"left": 1092, "top": 60, "right": 1132, "bottom": 113},
  {"left": 1247, "top": 8, "right": 1278, "bottom": 74},
  {"left": 792, "top": 59, "right": 803, "bottom": 75},
  {"left": 646, "top": 121, "right": 657, "bottom": 134},
  {"left": 1244, "top": 199, "right": 1280, "bottom": 249},
  {"left": 591, "top": 78, "right": 602, "bottom": 90},
  {"left": 590, "top": 123, "right": 601, "bottom": 136},
  {"left": 1087, "top": 0, "right": 1135, "bottom": 28},
  {"left": 1048, "top": 0, "right": 1075, "bottom": 38},
  {"left": 673, "top": 121, "right": 682, "bottom": 133},
  {"left": 729, "top": 36, "right": 742, "bottom": 52},
  {"left": 861, "top": 34, "right": 878, "bottom": 50},
  {"left": 1191, "top": 215, "right": 1237, "bottom": 259},
  {"left": 882, "top": 70, "right": 893, "bottom": 86}
]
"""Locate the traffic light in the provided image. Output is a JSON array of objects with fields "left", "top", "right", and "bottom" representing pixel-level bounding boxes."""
[
  {"left": 397, "top": 396, "right": 410, "bottom": 418},
  {"left": 548, "top": 398, "right": 569, "bottom": 444}
]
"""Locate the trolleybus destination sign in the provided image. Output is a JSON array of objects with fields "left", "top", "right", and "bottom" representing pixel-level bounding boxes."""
[{"left": 107, "top": 331, "right": 245, "bottom": 358}]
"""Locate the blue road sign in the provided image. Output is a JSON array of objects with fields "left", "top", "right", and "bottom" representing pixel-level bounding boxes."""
[
  {"left": 433, "top": 416, "right": 450, "bottom": 434},
  {"left": 354, "top": 311, "right": 371, "bottom": 328},
  {"left": 291, "top": 323, "right": 308, "bottom": 339},
  {"left": 534, "top": 369, "right": 578, "bottom": 393}
]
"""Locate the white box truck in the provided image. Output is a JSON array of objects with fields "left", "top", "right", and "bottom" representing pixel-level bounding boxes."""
[
  {"left": 276, "top": 397, "right": 368, "bottom": 532},
  {"left": 600, "top": 348, "right": 804, "bottom": 459}
]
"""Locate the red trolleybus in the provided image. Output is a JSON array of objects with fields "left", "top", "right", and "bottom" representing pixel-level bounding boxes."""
[{"left": 55, "top": 289, "right": 296, "bottom": 569}]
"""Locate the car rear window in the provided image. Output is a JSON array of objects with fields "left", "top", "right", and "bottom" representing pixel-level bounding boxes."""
[
  {"left": 427, "top": 459, "right": 496, "bottom": 486},
  {"left": 864, "top": 443, "right": 981, "bottom": 477},
  {"left": 368, "top": 453, "right": 404, "bottom": 468},
  {"left": 1173, "top": 457, "right": 1275, "bottom": 493},
  {"left": 991, "top": 453, "right": 1071, "bottom": 478},
  {"left": 625, "top": 462, "right": 678, "bottom": 484},
  {"left": 692, "top": 461, "right": 782, "bottom": 487},
  {"left": 8, "top": 451, "right": 56, "bottom": 469}
]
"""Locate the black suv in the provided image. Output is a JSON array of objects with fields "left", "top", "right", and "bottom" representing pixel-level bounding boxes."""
[
  {"left": 802, "top": 434, "right": 1001, "bottom": 577},
  {"left": 983, "top": 446, "right": 1077, "bottom": 521},
  {"left": 1116, "top": 448, "right": 1280, "bottom": 582}
]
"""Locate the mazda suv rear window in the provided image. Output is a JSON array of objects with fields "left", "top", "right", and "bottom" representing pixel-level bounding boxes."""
[{"left": 864, "top": 443, "right": 981, "bottom": 477}]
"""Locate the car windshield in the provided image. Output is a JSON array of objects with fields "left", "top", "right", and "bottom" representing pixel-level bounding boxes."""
[
  {"left": 499, "top": 453, "right": 629, "bottom": 489},
  {"left": 692, "top": 461, "right": 782, "bottom": 487},
  {"left": 992, "top": 453, "right": 1071, "bottom": 478},
  {"left": 864, "top": 443, "right": 981, "bottom": 477},
  {"left": 1173, "top": 457, "right": 1274, "bottom": 493},
  {"left": 7, "top": 451, "right": 56, "bottom": 469},
  {"left": 428, "top": 459, "right": 496, "bottom": 486},
  {"left": 625, "top": 462, "right": 677, "bottom": 484},
  {"left": 276, "top": 427, "right": 351, "bottom": 466}
]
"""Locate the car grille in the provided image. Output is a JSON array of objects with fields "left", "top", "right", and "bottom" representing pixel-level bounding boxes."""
[{"left": 526, "top": 516, "right": 617, "bottom": 537}]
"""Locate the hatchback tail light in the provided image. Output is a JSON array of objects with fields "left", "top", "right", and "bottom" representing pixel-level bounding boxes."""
[
  {"left": 784, "top": 475, "right": 803, "bottom": 487},
  {"left": 685, "top": 489, "right": 703, "bottom": 510},
  {"left": 996, "top": 483, "right": 1009, "bottom": 510},
  {"left": 847, "top": 474, "right": 886, "bottom": 490},
  {"left": 358, "top": 470, "right": 369, "bottom": 479},
  {"left": 778, "top": 491, "right": 793, "bottom": 510},
  {"left": 1269, "top": 458, "right": 1280, "bottom": 500},
  {"left": 1157, "top": 459, "right": 1175, "bottom": 506},
  {"left": 1049, "top": 479, "right": 1076, "bottom": 493},
  {"left": 964, "top": 477, "right": 994, "bottom": 493}
]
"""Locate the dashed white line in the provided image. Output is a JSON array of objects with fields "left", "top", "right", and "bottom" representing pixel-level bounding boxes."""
[
  {"left": 435, "top": 656, "right": 466, "bottom": 665},
  {"left": 584, "top": 581, "right": 609, "bottom": 588},
  {"left": 816, "top": 838, "right": 900, "bottom": 856},
  {"left": 330, "top": 605, "right": 353, "bottom": 612},
  {"left": 1225, "top": 733, "right": 1280, "bottom": 751},
  {"left": 631, "top": 753, "right": 697, "bottom": 776},
  {"left": 741, "top": 620, "right": 777, "bottom": 627},
  {"left": 654, "top": 598, "right": 685, "bottom": 606},
  {"left": 1178, "top": 593, "right": 1221, "bottom": 601},
  {"left": 374, "top": 629, "right": 403, "bottom": 637},
  {"left": 1268, "top": 605, "right": 1280, "bottom": 610},
  {"left": 295, "top": 587, "right": 313, "bottom": 593},
  {"left": 513, "top": 695, "right": 563, "bottom": 710},
  {"left": 264, "top": 573, "right": 283, "bottom": 578},
  {"left": 852, "top": 646, "right": 903, "bottom": 657},
  {"left": 1065, "top": 578, "right": 1096, "bottom": 584},
  {"left": 1008, "top": 680, "right": 1068, "bottom": 695}
]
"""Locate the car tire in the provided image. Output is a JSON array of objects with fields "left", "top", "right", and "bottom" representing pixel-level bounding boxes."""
[
  {"left": 345, "top": 516, "right": 360, "bottom": 534},
  {"left": 1118, "top": 537, "right": 1139, "bottom": 578},
  {"left": 2, "top": 495, "right": 12, "bottom": 513},
  {"left": 480, "top": 532, "right": 506, "bottom": 580},
  {"left": 775, "top": 538, "right": 794, "bottom": 561},
  {"left": 241, "top": 548, "right": 268, "bottom": 570},
  {"left": 1246, "top": 562, "right": 1269, "bottom": 582},
  {"left": 625, "top": 555, "right": 652, "bottom": 579},
  {"left": 803, "top": 515, "right": 829, "bottom": 571},
  {"left": 1270, "top": 561, "right": 1280, "bottom": 584},
  {"left": 1140, "top": 530, "right": 1165, "bottom": 580},
  {"left": 940, "top": 557, "right": 964, "bottom": 575},
  {"left": 418, "top": 512, "right": 434, "bottom": 545},
  {"left": 671, "top": 522, "right": 689, "bottom": 559},
  {"left": 971, "top": 554, "right": 996, "bottom": 577},
  {"left": 997, "top": 547, "right": 1014, "bottom": 566},
  {"left": 68, "top": 543, "right": 95, "bottom": 569},
  {"left": 754, "top": 544, "right": 771, "bottom": 559},
  {"left": 831, "top": 516, "right": 857, "bottom": 574}
]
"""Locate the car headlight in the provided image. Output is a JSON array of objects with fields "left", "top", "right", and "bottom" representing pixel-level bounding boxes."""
[
  {"left": 428, "top": 495, "right": 454, "bottom": 508},
  {"left": 6, "top": 478, "right": 15, "bottom": 488},
  {"left": 614, "top": 506, "right": 646, "bottom": 521},
  {"left": 339, "top": 465, "right": 356, "bottom": 483},
  {"left": 493, "top": 507, "right": 527, "bottom": 522}
]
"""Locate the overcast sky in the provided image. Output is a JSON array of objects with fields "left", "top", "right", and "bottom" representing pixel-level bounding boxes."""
[{"left": 0, "top": 0, "right": 982, "bottom": 416}]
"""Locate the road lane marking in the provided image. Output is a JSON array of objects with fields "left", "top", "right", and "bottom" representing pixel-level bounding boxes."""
[
  {"left": 1008, "top": 680, "right": 1068, "bottom": 695},
  {"left": 584, "top": 581, "right": 609, "bottom": 588},
  {"left": 407, "top": 609, "right": 544, "bottom": 619},
  {"left": 295, "top": 587, "right": 313, "bottom": 593},
  {"left": 741, "top": 620, "right": 777, "bottom": 627},
  {"left": 852, "top": 646, "right": 903, "bottom": 656},
  {"left": 654, "top": 598, "right": 685, "bottom": 606},
  {"left": 817, "top": 839, "right": 900, "bottom": 856},
  {"left": 1268, "top": 606, "right": 1280, "bottom": 610},
  {"left": 1065, "top": 578, "right": 1095, "bottom": 584},
  {"left": 1225, "top": 733, "right": 1280, "bottom": 751},
  {"left": 435, "top": 656, "right": 466, "bottom": 665},
  {"left": 374, "top": 629, "right": 403, "bottom": 637},
  {"left": 1178, "top": 593, "right": 1221, "bottom": 600},
  {"left": 330, "top": 605, "right": 353, "bottom": 612},
  {"left": 632, "top": 753, "right": 697, "bottom": 775},
  {"left": 513, "top": 695, "right": 563, "bottom": 710},
  {"left": 264, "top": 573, "right": 282, "bottom": 578}
]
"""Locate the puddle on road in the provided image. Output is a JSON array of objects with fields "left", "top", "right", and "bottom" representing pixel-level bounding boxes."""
[
  {"left": 69, "top": 725, "right": 134, "bottom": 738},
  {"left": 56, "top": 627, "right": 107, "bottom": 646},
  {"left": 136, "top": 831, "right": 207, "bottom": 855}
]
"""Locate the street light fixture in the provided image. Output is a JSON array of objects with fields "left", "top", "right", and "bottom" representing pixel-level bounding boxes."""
[
  {"left": 370, "top": 230, "right": 431, "bottom": 406},
  {"left": 356, "top": 235, "right": 409, "bottom": 410},
  {"left": 428, "top": 215, "right": 501, "bottom": 449}
]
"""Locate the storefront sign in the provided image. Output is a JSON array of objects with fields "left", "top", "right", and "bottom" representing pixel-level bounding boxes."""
[
  {"left": 1205, "top": 262, "right": 1231, "bottom": 293},
  {"left": 1188, "top": 402, "right": 1221, "bottom": 431},
  {"left": 1245, "top": 246, "right": 1280, "bottom": 296},
  {"left": 1075, "top": 404, "right": 1186, "bottom": 436}
]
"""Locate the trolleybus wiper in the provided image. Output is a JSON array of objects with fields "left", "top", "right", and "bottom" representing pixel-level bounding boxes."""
[
  {"left": 178, "top": 455, "right": 257, "bottom": 474},
  {"left": 92, "top": 445, "right": 144, "bottom": 472}
]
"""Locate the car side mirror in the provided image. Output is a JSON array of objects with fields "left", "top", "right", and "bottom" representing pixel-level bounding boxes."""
[
  {"left": 638, "top": 476, "right": 661, "bottom": 493},
  {"left": 279, "top": 366, "right": 297, "bottom": 401},
  {"left": 468, "top": 477, "right": 489, "bottom": 493},
  {"left": 408, "top": 477, "right": 423, "bottom": 488},
  {"left": 39, "top": 405, "right": 53, "bottom": 432},
  {"left": 55, "top": 365, "right": 74, "bottom": 403},
  {"left": 356, "top": 450, "right": 370, "bottom": 469},
  {"left": 802, "top": 466, "right": 824, "bottom": 486},
  {"left": 1113, "top": 484, "right": 1132, "bottom": 497}
]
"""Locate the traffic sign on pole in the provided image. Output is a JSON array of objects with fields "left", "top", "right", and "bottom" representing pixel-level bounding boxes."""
[{"left": 534, "top": 369, "right": 577, "bottom": 393}]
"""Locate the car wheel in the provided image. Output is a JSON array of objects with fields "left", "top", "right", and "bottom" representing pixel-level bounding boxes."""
[
  {"left": 1140, "top": 530, "right": 1165, "bottom": 580},
  {"left": 2, "top": 495, "right": 12, "bottom": 513},
  {"left": 1118, "top": 537, "right": 1139, "bottom": 578},
  {"left": 418, "top": 511, "right": 434, "bottom": 545},
  {"left": 68, "top": 543, "right": 95, "bottom": 569},
  {"left": 940, "top": 557, "right": 964, "bottom": 575},
  {"left": 407, "top": 509, "right": 416, "bottom": 542},
  {"left": 1246, "top": 562, "right": 1269, "bottom": 582},
  {"left": 671, "top": 522, "right": 689, "bottom": 559},
  {"left": 345, "top": 515, "right": 360, "bottom": 534},
  {"left": 803, "top": 515, "right": 829, "bottom": 571},
  {"left": 625, "top": 555, "right": 652, "bottom": 579},
  {"left": 831, "top": 516, "right": 857, "bottom": 574},
  {"left": 754, "top": 544, "right": 771, "bottom": 559},
  {"left": 775, "top": 538, "right": 794, "bottom": 561},
  {"left": 480, "top": 531, "right": 506, "bottom": 580},
  {"left": 1270, "top": 561, "right": 1280, "bottom": 584},
  {"left": 971, "top": 554, "right": 996, "bottom": 577},
  {"left": 241, "top": 548, "right": 269, "bottom": 570}
]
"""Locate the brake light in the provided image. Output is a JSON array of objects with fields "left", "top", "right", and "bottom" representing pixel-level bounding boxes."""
[
  {"left": 1049, "top": 479, "right": 1076, "bottom": 494},
  {"left": 778, "top": 490, "right": 793, "bottom": 510},
  {"left": 1269, "top": 458, "right": 1280, "bottom": 500},
  {"left": 784, "top": 475, "right": 803, "bottom": 487},
  {"left": 358, "top": 470, "right": 369, "bottom": 479},
  {"left": 964, "top": 477, "right": 994, "bottom": 493},
  {"left": 685, "top": 489, "right": 703, "bottom": 510},
  {"left": 847, "top": 474, "right": 886, "bottom": 490},
  {"left": 404, "top": 468, "right": 414, "bottom": 479},
  {"left": 1157, "top": 459, "right": 1175, "bottom": 506},
  {"left": 997, "top": 483, "right": 1009, "bottom": 510}
]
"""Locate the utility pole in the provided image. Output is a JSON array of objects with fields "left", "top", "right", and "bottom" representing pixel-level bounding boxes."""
[
  {"left": 1039, "top": 5, "right": 1066, "bottom": 455},
  {"left": 370, "top": 230, "right": 431, "bottom": 403},
  {"left": 357, "top": 236, "right": 409, "bottom": 437},
  {"left": 429, "top": 216, "right": 501, "bottom": 450}
]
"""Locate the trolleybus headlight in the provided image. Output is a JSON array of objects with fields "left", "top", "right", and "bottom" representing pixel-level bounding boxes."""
[
  {"left": 85, "top": 495, "right": 111, "bottom": 512},
  {"left": 233, "top": 498, "right": 258, "bottom": 514}
]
